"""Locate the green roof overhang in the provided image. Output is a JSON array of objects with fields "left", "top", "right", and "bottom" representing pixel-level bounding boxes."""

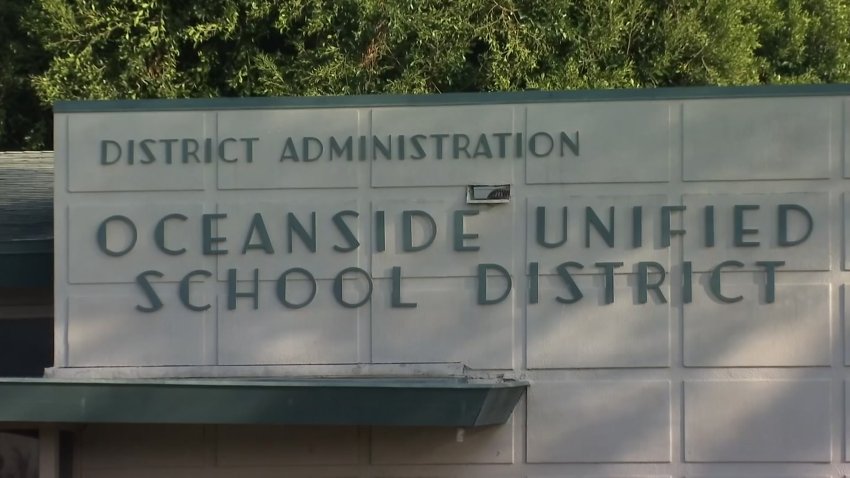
[{"left": 0, "top": 377, "right": 528, "bottom": 427}]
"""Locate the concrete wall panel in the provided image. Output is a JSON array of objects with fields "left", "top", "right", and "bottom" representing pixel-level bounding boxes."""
[
  {"left": 371, "top": 105, "right": 516, "bottom": 187},
  {"left": 683, "top": 192, "right": 830, "bottom": 271},
  {"left": 68, "top": 112, "right": 211, "bottom": 191},
  {"left": 684, "top": 282, "right": 831, "bottom": 367},
  {"left": 68, "top": 202, "right": 213, "bottom": 284},
  {"left": 371, "top": 277, "right": 513, "bottom": 369},
  {"left": 68, "top": 288, "right": 210, "bottom": 366},
  {"left": 217, "top": 279, "right": 361, "bottom": 365},
  {"left": 526, "top": 102, "right": 671, "bottom": 184},
  {"left": 527, "top": 274, "right": 670, "bottom": 368},
  {"left": 527, "top": 380, "right": 671, "bottom": 463},
  {"left": 684, "top": 380, "right": 831, "bottom": 462},
  {"left": 527, "top": 195, "right": 671, "bottom": 272},
  {"left": 217, "top": 109, "right": 360, "bottom": 189},
  {"left": 683, "top": 98, "right": 832, "bottom": 181}
]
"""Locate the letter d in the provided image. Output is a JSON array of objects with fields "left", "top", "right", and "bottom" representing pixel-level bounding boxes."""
[
  {"left": 477, "top": 263, "right": 512, "bottom": 305},
  {"left": 778, "top": 204, "right": 813, "bottom": 246},
  {"left": 101, "top": 140, "right": 122, "bottom": 165}
]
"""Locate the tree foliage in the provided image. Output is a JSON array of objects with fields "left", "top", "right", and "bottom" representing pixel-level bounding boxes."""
[
  {"left": 0, "top": 0, "right": 50, "bottom": 149},
  {"left": 2, "top": 0, "right": 850, "bottom": 149}
]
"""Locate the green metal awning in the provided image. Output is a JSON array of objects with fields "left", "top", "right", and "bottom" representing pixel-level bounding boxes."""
[{"left": 0, "top": 377, "right": 528, "bottom": 427}]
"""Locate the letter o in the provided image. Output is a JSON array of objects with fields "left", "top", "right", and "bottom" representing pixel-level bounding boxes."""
[
  {"left": 97, "top": 215, "right": 137, "bottom": 257},
  {"left": 333, "top": 267, "right": 373, "bottom": 308},
  {"left": 276, "top": 268, "right": 317, "bottom": 309},
  {"left": 529, "top": 132, "right": 554, "bottom": 157}
]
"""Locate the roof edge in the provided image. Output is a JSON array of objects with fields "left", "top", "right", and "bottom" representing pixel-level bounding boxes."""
[{"left": 53, "top": 83, "right": 850, "bottom": 113}]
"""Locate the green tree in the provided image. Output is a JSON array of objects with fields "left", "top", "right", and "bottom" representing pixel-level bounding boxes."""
[
  {"left": 0, "top": 0, "right": 50, "bottom": 150},
  {"left": 9, "top": 0, "right": 850, "bottom": 149}
]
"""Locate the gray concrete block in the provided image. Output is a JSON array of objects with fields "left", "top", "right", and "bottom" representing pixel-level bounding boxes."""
[
  {"left": 215, "top": 198, "right": 363, "bottom": 281},
  {"left": 68, "top": 112, "right": 211, "bottom": 191},
  {"left": 683, "top": 192, "right": 830, "bottom": 272},
  {"left": 683, "top": 98, "right": 832, "bottom": 181},
  {"left": 69, "top": 202, "right": 214, "bottom": 284},
  {"left": 217, "top": 279, "right": 360, "bottom": 366},
  {"left": 218, "top": 109, "right": 361, "bottom": 189},
  {"left": 371, "top": 105, "right": 516, "bottom": 187},
  {"left": 526, "top": 102, "right": 670, "bottom": 184},
  {"left": 527, "top": 380, "right": 671, "bottom": 463},
  {"left": 371, "top": 277, "right": 513, "bottom": 369},
  {"left": 527, "top": 195, "right": 671, "bottom": 272},
  {"left": 684, "top": 380, "right": 831, "bottom": 462},
  {"left": 68, "top": 288, "right": 210, "bottom": 367},
  {"left": 684, "top": 283, "right": 831, "bottom": 367},
  {"left": 371, "top": 196, "right": 515, "bottom": 279},
  {"left": 528, "top": 274, "right": 670, "bottom": 368}
]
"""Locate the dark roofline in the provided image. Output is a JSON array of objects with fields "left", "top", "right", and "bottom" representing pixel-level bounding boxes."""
[
  {"left": 0, "top": 152, "right": 53, "bottom": 287},
  {"left": 0, "top": 151, "right": 53, "bottom": 243},
  {"left": 54, "top": 83, "right": 850, "bottom": 113}
]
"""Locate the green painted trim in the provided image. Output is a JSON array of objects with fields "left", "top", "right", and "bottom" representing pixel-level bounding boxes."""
[
  {"left": 54, "top": 84, "right": 850, "bottom": 113},
  {"left": 1, "top": 377, "right": 526, "bottom": 388},
  {"left": 0, "top": 378, "right": 528, "bottom": 427}
]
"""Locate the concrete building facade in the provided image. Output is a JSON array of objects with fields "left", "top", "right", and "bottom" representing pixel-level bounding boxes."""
[{"left": 1, "top": 85, "right": 848, "bottom": 477}]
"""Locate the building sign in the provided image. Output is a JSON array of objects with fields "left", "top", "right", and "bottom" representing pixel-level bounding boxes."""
[{"left": 53, "top": 92, "right": 842, "bottom": 371}]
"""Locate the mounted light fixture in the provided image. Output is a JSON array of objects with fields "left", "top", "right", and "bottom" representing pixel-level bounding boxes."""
[{"left": 466, "top": 184, "right": 511, "bottom": 204}]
